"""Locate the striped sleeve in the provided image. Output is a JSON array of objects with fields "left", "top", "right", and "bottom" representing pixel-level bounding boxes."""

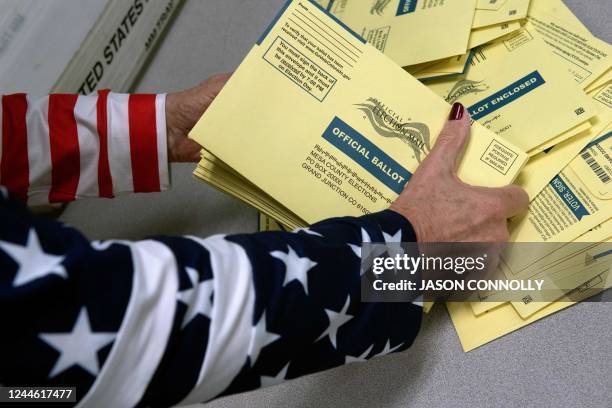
[
  {"left": 0, "top": 92, "right": 169, "bottom": 204},
  {"left": 0, "top": 189, "right": 422, "bottom": 406}
]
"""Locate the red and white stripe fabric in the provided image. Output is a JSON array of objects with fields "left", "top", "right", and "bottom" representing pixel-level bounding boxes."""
[{"left": 0, "top": 92, "right": 169, "bottom": 204}]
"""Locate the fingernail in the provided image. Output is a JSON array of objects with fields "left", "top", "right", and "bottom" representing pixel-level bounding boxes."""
[{"left": 449, "top": 102, "right": 464, "bottom": 121}]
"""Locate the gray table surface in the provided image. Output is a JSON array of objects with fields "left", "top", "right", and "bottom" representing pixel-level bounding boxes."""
[{"left": 59, "top": 1, "right": 612, "bottom": 407}]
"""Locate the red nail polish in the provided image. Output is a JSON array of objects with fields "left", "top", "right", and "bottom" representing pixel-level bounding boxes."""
[{"left": 449, "top": 102, "right": 465, "bottom": 121}]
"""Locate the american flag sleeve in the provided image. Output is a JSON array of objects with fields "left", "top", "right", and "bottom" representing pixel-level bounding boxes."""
[
  {"left": 0, "top": 92, "right": 169, "bottom": 204},
  {"left": 0, "top": 188, "right": 422, "bottom": 406}
]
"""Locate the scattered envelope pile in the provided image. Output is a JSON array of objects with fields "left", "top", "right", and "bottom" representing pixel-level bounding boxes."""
[{"left": 189, "top": 0, "right": 611, "bottom": 351}]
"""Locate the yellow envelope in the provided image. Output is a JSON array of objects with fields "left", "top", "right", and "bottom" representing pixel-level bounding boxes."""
[
  {"left": 510, "top": 166, "right": 611, "bottom": 247},
  {"left": 518, "top": 85, "right": 612, "bottom": 199},
  {"left": 411, "top": 52, "right": 473, "bottom": 81},
  {"left": 196, "top": 151, "right": 307, "bottom": 228},
  {"left": 468, "top": 21, "right": 522, "bottom": 49},
  {"left": 405, "top": 56, "right": 459, "bottom": 75},
  {"left": 472, "top": 0, "right": 530, "bottom": 29},
  {"left": 585, "top": 69, "right": 612, "bottom": 94},
  {"left": 330, "top": 0, "right": 477, "bottom": 67},
  {"left": 258, "top": 213, "right": 289, "bottom": 231},
  {"left": 480, "top": 123, "right": 612, "bottom": 316},
  {"left": 189, "top": 0, "right": 527, "bottom": 227},
  {"left": 426, "top": 28, "right": 598, "bottom": 152},
  {"left": 591, "top": 80, "right": 612, "bottom": 110},
  {"left": 528, "top": 0, "right": 590, "bottom": 34},
  {"left": 570, "top": 128, "right": 612, "bottom": 201},
  {"left": 506, "top": 127, "right": 612, "bottom": 278},
  {"left": 470, "top": 215, "right": 612, "bottom": 317},
  {"left": 470, "top": 299, "right": 506, "bottom": 316},
  {"left": 518, "top": 218, "right": 612, "bottom": 282},
  {"left": 526, "top": 121, "right": 592, "bottom": 157},
  {"left": 507, "top": 219, "right": 612, "bottom": 318},
  {"left": 470, "top": 219, "right": 612, "bottom": 318},
  {"left": 526, "top": 0, "right": 612, "bottom": 89},
  {"left": 518, "top": 124, "right": 596, "bottom": 198},
  {"left": 476, "top": 0, "right": 510, "bottom": 11},
  {"left": 195, "top": 167, "right": 304, "bottom": 228},
  {"left": 509, "top": 238, "right": 611, "bottom": 318},
  {"left": 447, "top": 268, "right": 611, "bottom": 352}
]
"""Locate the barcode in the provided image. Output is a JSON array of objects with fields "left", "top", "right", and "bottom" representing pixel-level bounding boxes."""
[
  {"left": 470, "top": 49, "right": 487, "bottom": 66},
  {"left": 581, "top": 150, "right": 611, "bottom": 184}
]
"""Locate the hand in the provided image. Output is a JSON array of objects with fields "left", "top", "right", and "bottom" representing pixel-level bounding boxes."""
[
  {"left": 165, "top": 73, "right": 232, "bottom": 162},
  {"left": 390, "top": 103, "right": 529, "bottom": 243}
]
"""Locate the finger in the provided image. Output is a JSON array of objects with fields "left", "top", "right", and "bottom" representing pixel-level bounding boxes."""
[
  {"left": 422, "top": 103, "right": 471, "bottom": 175},
  {"left": 494, "top": 184, "right": 530, "bottom": 218},
  {"left": 201, "top": 72, "right": 233, "bottom": 94}
]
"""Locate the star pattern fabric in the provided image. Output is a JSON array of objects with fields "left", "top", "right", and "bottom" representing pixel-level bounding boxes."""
[
  {"left": 383, "top": 229, "right": 402, "bottom": 244},
  {"left": 0, "top": 187, "right": 422, "bottom": 406},
  {"left": 177, "top": 267, "right": 214, "bottom": 328},
  {"left": 372, "top": 340, "right": 404, "bottom": 359},
  {"left": 348, "top": 228, "right": 373, "bottom": 259},
  {"left": 293, "top": 227, "right": 323, "bottom": 237},
  {"left": 260, "top": 363, "right": 290, "bottom": 387},
  {"left": 270, "top": 245, "right": 317, "bottom": 294},
  {"left": 316, "top": 295, "right": 354, "bottom": 348},
  {"left": 383, "top": 228, "right": 405, "bottom": 260},
  {"left": 40, "top": 308, "right": 116, "bottom": 378},
  {"left": 0, "top": 228, "right": 67, "bottom": 287},
  {"left": 248, "top": 312, "right": 281, "bottom": 365},
  {"left": 345, "top": 344, "right": 374, "bottom": 364},
  {"left": 349, "top": 228, "right": 372, "bottom": 277}
]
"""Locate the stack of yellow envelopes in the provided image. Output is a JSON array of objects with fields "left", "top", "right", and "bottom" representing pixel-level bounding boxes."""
[
  {"left": 423, "top": 0, "right": 612, "bottom": 351},
  {"left": 323, "top": 0, "right": 531, "bottom": 80},
  {"left": 189, "top": 0, "right": 612, "bottom": 352},
  {"left": 191, "top": 0, "right": 528, "bottom": 229}
]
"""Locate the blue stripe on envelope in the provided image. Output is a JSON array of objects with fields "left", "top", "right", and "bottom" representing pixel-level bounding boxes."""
[
  {"left": 397, "top": 0, "right": 418, "bottom": 16},
  {"left": 468, "top": 71, "right": 546, "bottom": 120},
  {"left": 549, "top": 175, "right": 590, "bottom": 221},
  {"left": 322, "top": 117, "right": 411, "bottom": 194}
]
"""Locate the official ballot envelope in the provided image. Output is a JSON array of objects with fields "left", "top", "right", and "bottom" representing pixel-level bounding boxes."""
[
  {"left": 189, "top": 0, "right": 527, "bottom": 226},
  {"left": 517, "top": 83, "right": 612, "bottom": 200},
  {"left": 473, "top": 120, "right": 612, "bottom": 317},
  {"left": 426, "top": 28, "right": 599, "bottom": 153},
  {"left": 505, "top": 124, "right": 612, "bottom": 271},
  {"left": 528, "top": 0, "right": 590, "bottom": 34},
  {"left": 472, "top": 0, "right": 530, "bottom": 29},
  {"left": 327, "top": 0, "right": 476, "bottom": 67},
  {"left": 447, "top": 267, "right": 611, "bottom": 352},
  {"left": 409, "top": 52, "right": 473, "bottom": 81},
  {"left": 468, "top": 21, "right": 522, "bottom": 50},
  {"left": 515, "top": 125, "right": 612, "bottom": 233},
  {"left": 527, "top": 0, "right": 612, "bottom": 90}
]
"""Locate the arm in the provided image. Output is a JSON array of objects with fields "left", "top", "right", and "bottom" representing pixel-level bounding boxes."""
[
  {"left": 0, "top": 186, "right": 421, "bottom": 406},
  {"left": 0, "top": 103, "right": 528, "bottom": 406},
  {"left": 0, "top": 91, "right": 168, "bottom": 204},
  {"left": 0, "top": 74, "right": 229, "bottom": 205}
]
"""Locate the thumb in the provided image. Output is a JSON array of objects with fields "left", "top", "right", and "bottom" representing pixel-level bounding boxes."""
[{"left": 423, "top": 103, "right": 471, "bottom": 175}]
